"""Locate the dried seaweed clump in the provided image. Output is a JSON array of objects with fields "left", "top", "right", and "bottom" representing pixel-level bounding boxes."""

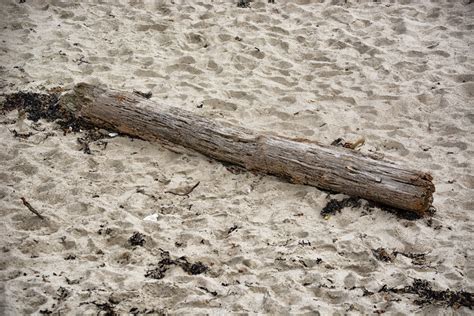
[
  {"left": 1, "top": 91, "right": 93, "bottom": 132},
  {"left": 145, "top": 250, "right": 208, "bottom": 280},
  {"left": 379, "top": 279, "right": 473, "bottom": 309}
]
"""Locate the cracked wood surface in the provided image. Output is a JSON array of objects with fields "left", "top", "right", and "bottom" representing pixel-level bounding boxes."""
[{"left": 60, "top": 83, "right": 435, "bottom": 215}]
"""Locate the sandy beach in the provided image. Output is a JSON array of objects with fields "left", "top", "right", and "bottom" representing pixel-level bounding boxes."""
[{"left": 1, "top": 0, "right": 473, "bottom": 314}]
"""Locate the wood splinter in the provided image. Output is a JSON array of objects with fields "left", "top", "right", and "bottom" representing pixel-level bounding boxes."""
[{"left": 20, "top": 197, "right": 45, "bottom": 220}]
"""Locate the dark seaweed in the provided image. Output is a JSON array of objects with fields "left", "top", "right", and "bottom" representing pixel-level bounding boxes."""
[
  {"left": 321, "top": 197, "right": 361, "bottom": 216},
  {"left": 145, "top": 250, "right": 208, "bottom": 280},
  {"left": 128, "top": 232, "right": 146, "bottom": 247},
  {"left": 371, "top": 248, "right": 394, "bottom": 262},
  {"left": 237, "top": 0, "right": 251, "bottom": 8},
  {"left": 321, "top": 195, "right": 423, "bottom": 220},
  {"left": 371, "top": 248, "right": 427, "bottom": 265},
  {"left": 379, "top": 279, "right": 473, "bottom": 309},
  {"left": 2, "top": 91, "right": 93, "bottom": 132},
  {"left": 393, "top": 251, "right": 426, "bottom": 265},
  {"left": 9, "top": 129, "right": 33, "bottom": 138}
]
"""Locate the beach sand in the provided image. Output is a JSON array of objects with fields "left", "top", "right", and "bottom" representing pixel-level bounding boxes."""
[{"left": 0, "top": 0, "right": 473, "bottom": 314}]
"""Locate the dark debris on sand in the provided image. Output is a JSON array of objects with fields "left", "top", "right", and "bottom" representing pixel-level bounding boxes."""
[
  {"left": 2, "top": 91, "right": 117, "bottom": 155},
  {"left": 393, "top": 251, "right": 426, "bottom": 265},
  {"left": 128, "top": 232, "right": 146, "bottom": 247},
  {"left": 321, "top": 197, "right": 361, "bottom": 217},
  {"left": 371, "top": 248, "right": 394, "bottom": 262},
  {"left": 145, "top": 250, "right": 208, "bottom": 280},
  {"left": 9, "top": 129, "right": 33, "bottom": 138},
  {"left": 237, "top": 0, "right": 251, "bottom": 8},
  {"left": 372, "top": 248, "right": 427, "bottom": 265},
  {"left": 321, "top": 196, "right": 423, "bottom": 220},
  {"left": 129, "top": 307, "right": 164, "bottom": 315},
  {"left": 1, "top": 91, "right": 94, "bottom": 132},
  {"left": 379, "top": 279, "right": 473, "bottom": 309}
]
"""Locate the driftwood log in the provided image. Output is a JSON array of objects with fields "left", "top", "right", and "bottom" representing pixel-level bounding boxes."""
[{"left": 60, "top": 83, "right": 435, "bottom": 215}]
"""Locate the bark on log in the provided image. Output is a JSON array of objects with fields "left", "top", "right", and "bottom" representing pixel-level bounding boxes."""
[{"left": 60, "top": 83, "right": 435, "bottom": 215}]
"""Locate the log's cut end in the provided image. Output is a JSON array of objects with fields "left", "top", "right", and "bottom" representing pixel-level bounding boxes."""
[
  {"left": 413, "top": 172, "right": 436, "bottom": 216},
  {"left": 371, "top": 169, "right": 435, "bottom": 216}
]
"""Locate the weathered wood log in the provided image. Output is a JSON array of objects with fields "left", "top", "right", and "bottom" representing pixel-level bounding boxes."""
[{"left": 60, "top": 83, "right": 435, "bottom": 215}]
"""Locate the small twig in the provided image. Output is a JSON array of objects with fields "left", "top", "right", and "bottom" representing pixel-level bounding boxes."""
[
  {"left": 20, "top": 197, "right": 44, "bottom": 219},
  {"left": 165, "top": 181, "right": 200, "bottom": 196}
]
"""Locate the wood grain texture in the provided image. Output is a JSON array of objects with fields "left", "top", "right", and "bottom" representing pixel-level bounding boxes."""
[{"left": 60, "top": 83, "right": 435, "bottom": 215}]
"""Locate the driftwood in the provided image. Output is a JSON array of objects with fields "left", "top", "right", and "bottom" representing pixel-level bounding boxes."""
[{"left": 59, "top": 83, "right": 435, "bottom": 215}]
